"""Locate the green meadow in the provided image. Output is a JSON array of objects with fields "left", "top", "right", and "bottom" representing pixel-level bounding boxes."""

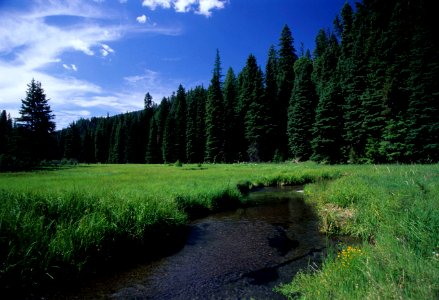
[{"left": 0, "top": 163, "right": 438, "bottom": 299}]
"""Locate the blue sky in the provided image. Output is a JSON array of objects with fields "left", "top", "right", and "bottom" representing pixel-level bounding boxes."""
[{"left": 0, "top": 0, "right": 351, "bottom": 129}]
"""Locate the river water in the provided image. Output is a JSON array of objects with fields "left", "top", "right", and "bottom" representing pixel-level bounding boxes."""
[{"left": 51, "top": 186, "right": 327, "bottom": 299}]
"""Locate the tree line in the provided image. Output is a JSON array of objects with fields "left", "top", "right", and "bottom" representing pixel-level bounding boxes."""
[{"left": 1, "top": 0, "right": 437, "bottom": 170}]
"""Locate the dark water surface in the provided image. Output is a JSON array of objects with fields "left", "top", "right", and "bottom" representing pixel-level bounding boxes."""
[{"left": 52, "top": 186, "right": 327, "bottom": 300}]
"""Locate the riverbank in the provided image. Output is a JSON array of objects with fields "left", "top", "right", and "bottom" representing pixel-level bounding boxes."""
[
  {"left": 51, "top": 186, "right": 321, "bottom": 299},
  {"left": 0, "top": 163, "right": 438, "bottom": 298},
  {"left": 277, "top": 164, "right": 439, "bottom": 299},
  {"left": 0, "top": 163, "right": 338, "bottom": 296}
]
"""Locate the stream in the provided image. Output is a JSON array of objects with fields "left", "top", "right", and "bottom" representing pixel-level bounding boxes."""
[{"left": 48, "top": 186, "right": 327, "bottom": 299}]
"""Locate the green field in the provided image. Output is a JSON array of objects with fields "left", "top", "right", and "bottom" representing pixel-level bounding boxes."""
[{"left": 0, "top": 163, "right": 438, "bottom": 298}]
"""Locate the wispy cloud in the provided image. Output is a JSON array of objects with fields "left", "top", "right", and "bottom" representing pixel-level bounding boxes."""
[
  {"left": 62, "top": 64, "right": 78, "bottom": 71},
  {"left": 0, "top": 0, "right": 182, "bottom": 128},
  {"left": 123, "top": 69, "right": 179, "bottom": 101},
  {"left": 100, "top": 44, "right": 115, "bottom": 57},
  {"left": 142, "top": 0, "right": 228, "bottom": 17}
]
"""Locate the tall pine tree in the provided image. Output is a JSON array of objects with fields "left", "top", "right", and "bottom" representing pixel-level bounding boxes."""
[
  {"left": 205, "top": 50, "right": 224, "bottom": 162},
  {"left": 311, "top": 33, "right": 344, "bottom": 163},
  {"left": 0, "top": 110, "right": 12, "bottom": 157},
  {"left": 287, "top": 51, "right": 318, "bottom": 160},
  {"left": 222, "top": 67, "right": 238, "bottom": 162},
  {"left": 174, "top": 84, "right": 187, "bottom": 162},
  {"left": 17, "top": 79, "right": 56, "bottom": 163},
  {"left": 264, "top": 45, "right": 279, "bottom": 160},
  {"left": 145, "top": 117, "right": 161, "bottom": 163},
  {"left": 341, "top": 3, "right": 371, "bottom": 162},
  {"left": 276, "top": 25, "right": 298, "bottom": 158},
  {"left": 0, "top": 110, "right": 13, "bottom": 170},
  {"left": 162, "top": 95, "right": 177, "bottom": 163},
  {"left": 186, "top": 86, "right": 207, "bottom": 163},
  {"left": 241, "top": 55, "right": 268, "bottom": 161},
  {"left": 405, "top": 0, "right": 439, "bottom": 162}
]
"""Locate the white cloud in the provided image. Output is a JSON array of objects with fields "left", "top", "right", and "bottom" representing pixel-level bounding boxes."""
[
  {"left": 70, "top": 39, "right": 95, "bottom": 56},
  {"left": 141, "top": 0, "right": 227, "bottom": 16},
  {"left": 62, "top": 64, "right": 78, "bottom": 71},
  {"left": 136, "top": 14, "right": 148, "bottom": 23},
  {"left": 197, "top": 0, "right": 227, "bottom": 17},
  {"left": 100, "top": 44, "right": 115, "bottom": 57},
  {"left": 174, "top": 0, "right": 197, "bottom": 13},
  {"left": 142, "top": 0, "right": 172, "bottom": 10}
]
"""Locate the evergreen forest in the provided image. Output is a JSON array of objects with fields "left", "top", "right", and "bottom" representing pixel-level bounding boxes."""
[{"left": 1, "top": 0, "right": 438, "bottom": 170}]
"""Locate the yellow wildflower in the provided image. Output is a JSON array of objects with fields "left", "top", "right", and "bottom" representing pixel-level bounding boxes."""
[{"left": 337, "top": 245, "right": 363, "bottom": 268}]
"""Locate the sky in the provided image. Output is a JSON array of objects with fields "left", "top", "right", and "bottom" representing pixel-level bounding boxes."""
[{"left": 0, "top": 0, "right": 352, "bottom": 129}]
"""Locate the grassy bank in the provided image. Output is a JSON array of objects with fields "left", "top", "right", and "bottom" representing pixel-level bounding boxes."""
[
  {"left": 0, "top": 163, "right": 438, "bottom": 298},
  {"left": 277, "top": 164, "right": 439, "bottom": 299},
  {"left": 0, "top": 163, "right": 337, "bottom": 292}
]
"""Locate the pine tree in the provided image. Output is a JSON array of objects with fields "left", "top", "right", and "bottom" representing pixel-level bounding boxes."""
[
  {"left": 186, "top": 89, "right": 198, "bottom": 163},
  {"left": 63, "top": 122, "right": 81, "bottom": 160},
  {"left": 185, "top": 86, "right": 207, "bottom": 163},
  {"left": 264, "top": 45, "right": 279, "bottom": 160},
  {"left": 241, "top": 55, "right": 268, "bottom": 161},
  {"left": 378, "top": 2, "right": 412, "bottom": 162},
  {"left": 156, "top": 97, "right": 171, "bottom": 159},
  {"left": 341, "top": 3, "right": 372, "bottom": 162},
  {"left": 81, "top": 128, "right": 95, "bottom": 163},
  {"left": 205, "top": 50, "right": 224, "bottom": 162},
  {"left": 361, "top": 2, "right": 410, "bottom": 163},
  {"left": 311, "top": 80, "right": 345, "bottom": 163},
  {"left": 124, "top": 114, "right": 136, "bottom": 163},
  {"left": 174, "top": 84, "right": 187, "bottom": 162},
  {"left": 142, "top": 93, "right": 156, "bottom": 162},
  {"left": 339, "top": 2, "right": 354, "bottom": 54},
  {"left": 276, "top": 25, "right": 298, "bottom": 158},
  {"left": 94, "top": 118, "right": 109, "bottom": 163},
  {"left": 145, "top": 117, "right": 161, "bottom": 163},
  {"left": 17, "top": 79, "right": 56, "bottom": 162},
  {"left": 124, "top": 114, "right": 141, "bottom": 163},
  {"left": 162, "top": 94, "right": 177, "bottom": 163},
  {"left": 405, "top": 0, "right": 439, "bottom": 162},
  {"left": 144, "top": 92, "right": 153, "bottom": 110},
  {"left": 311, "top": 33, "right": 344, "bottom": 163},
  {"left": 222, "top": 67, "right": 238, "bottom": 162},
  {"left": 108, "top": 117, "right": 125, "bottom": 163},
  {"left": 235, "top": 69, "right": 248, "bottom": 161},
  {"left": 0, "top": 110, "right": 13, "bottom": 170},
  {"left": 0, "top": 110, "right": 12, "bottom": 156},
  {"left": 287, "top": 52, "right": 318, "bottom": 160},
  {"left": 195, "top": 86, "right": 207, "bottom": 162}
]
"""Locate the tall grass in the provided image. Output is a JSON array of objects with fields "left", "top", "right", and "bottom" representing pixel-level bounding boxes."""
[
  {"left": 1, "top": 163, "right": 437, "bottom": 298},
  {"left": 277, "top": 164, "right": 439, "bottom": 299},
  {"left": 0, "top": 162, "right": 337, "bottom": 291}
]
